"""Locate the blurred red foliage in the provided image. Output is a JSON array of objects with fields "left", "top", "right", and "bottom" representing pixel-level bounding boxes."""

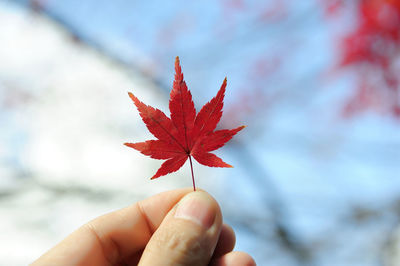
[{"left": 328, "top": 0, "right": 400, "bottom": 117}]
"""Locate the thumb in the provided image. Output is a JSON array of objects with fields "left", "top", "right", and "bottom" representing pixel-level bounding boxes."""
[{"left": 139, "top": 191, "right": 222, "bottom": 266}]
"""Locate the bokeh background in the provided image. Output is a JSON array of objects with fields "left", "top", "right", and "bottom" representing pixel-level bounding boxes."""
[{"left": 1, "top": 0, "right": 400, "bottom": 265}]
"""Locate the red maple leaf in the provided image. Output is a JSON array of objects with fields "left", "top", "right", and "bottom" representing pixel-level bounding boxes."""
[{"left": 125, "top": 56, "right": 244, "bottom": 190}]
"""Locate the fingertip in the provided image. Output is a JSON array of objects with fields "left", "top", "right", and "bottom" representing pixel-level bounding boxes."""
[
  {"left": 174, "top": 191, "right": 220, "bottom": 229},
  {"left": 213, "top": 224, "right": 236, "bottom": 257}
]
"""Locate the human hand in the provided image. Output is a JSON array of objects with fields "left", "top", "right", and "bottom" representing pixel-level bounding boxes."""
[{"left": 31, "top": 188, "right": 256, "bottom": 265}]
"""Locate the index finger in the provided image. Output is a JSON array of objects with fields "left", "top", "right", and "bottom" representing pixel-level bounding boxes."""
[{"left": 32, "top": 188, "right": 193, "bottom": 266}]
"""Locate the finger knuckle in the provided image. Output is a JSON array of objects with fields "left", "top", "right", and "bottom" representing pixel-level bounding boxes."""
[{"left": 153, "top": 227, "right": 207, "bottom": 264}]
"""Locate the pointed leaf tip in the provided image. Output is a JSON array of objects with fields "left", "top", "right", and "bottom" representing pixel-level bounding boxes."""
[
  {"left": 221, "top": 77, "right": 227, "bottom": 89},
  {"left": 128, "top": 92, "right": 138, "bottom": 104},
  {"left": 124, "top": 142, "right": 138, "bottom": 149},
  {"left": 174, "top": 57, "right": 182, "bottom": 78}
]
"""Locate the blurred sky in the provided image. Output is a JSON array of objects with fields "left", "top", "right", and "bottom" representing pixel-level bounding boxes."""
[{"left": 1, "top": 0, "right": 400, "bottom": 265}]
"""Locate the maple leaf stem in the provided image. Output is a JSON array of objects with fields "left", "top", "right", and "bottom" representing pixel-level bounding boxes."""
[{"left": 188, "top": 155, "right": 196, "bottom": 191}]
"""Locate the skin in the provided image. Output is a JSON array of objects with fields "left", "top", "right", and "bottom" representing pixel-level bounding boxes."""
[{"left": 31, "top": 188, "right": 256, "bottom": 266}]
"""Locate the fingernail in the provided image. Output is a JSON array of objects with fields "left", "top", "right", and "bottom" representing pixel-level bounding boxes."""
[{"left": 174, "top": 192, "right": 215, "bottom": 229}]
